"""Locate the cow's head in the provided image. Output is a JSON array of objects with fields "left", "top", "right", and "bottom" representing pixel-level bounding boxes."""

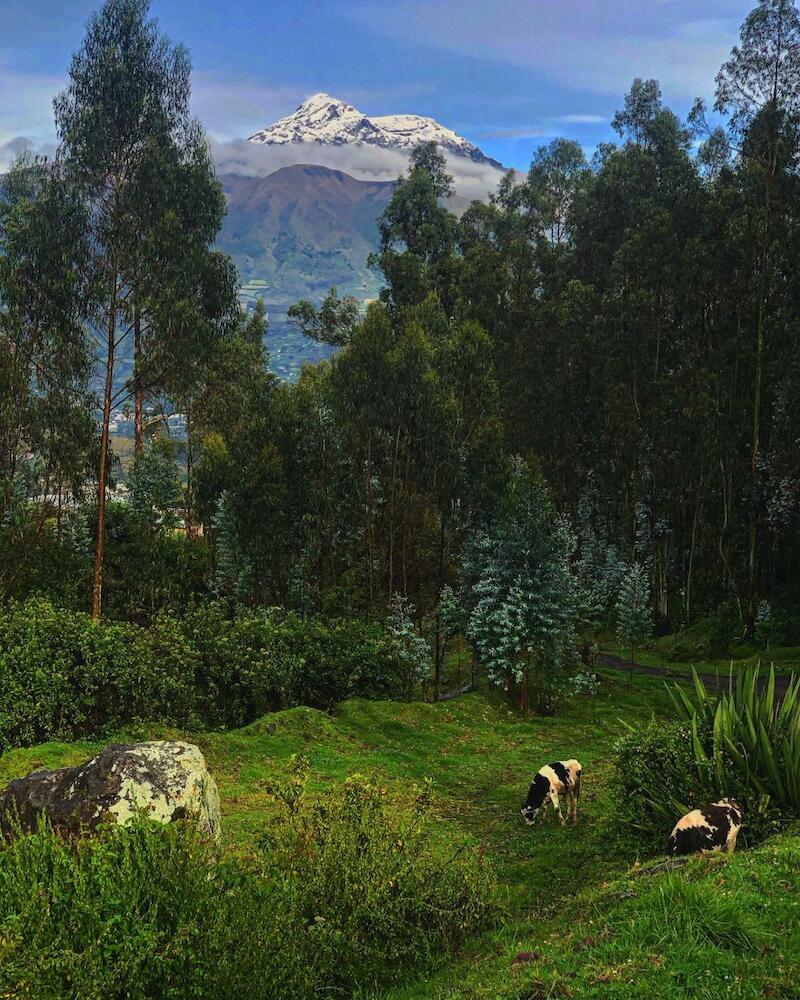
[{"left": 521, "top": 774, "right": 550, "bottom": 825}]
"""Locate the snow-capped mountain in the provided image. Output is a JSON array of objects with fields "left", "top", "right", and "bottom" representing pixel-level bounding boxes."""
[{"left": 249, "top": 93, "right": 503, "bottom": 169}]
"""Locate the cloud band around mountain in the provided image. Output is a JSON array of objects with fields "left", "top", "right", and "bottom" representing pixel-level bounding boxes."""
[{"left": 210, "top": 138, "right": 508, "bottom": 202}]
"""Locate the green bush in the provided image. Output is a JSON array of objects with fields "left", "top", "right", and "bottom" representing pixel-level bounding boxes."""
[
  {"left": 763, "top": 606, "right": 800, "bottom": 648},
  {"left": 615, "top": 665, "right": 800, "bottom": 849},
  {"left": 0, "top": 597, "right": 413, "bottom": 751},
  {"left": 0, "top": 771, "right": 496, "bottom": 998},
  {"left": 170, "top": 602, "right": 413, "bottom": 729},
  {"left": 0, "top": 819, "right": 294, "bottom": 999},
  {"left": 613, "top": 719, "right": 699, "bottom": 847},
  {"left": 259, "top": 757, "right": 497, "bottom": 989}
]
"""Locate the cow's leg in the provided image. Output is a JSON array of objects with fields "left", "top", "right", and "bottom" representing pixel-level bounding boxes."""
[
  {"left": 726, "top": 827, "right": 739, "bottom": 854},
  {"left": 551, "top": 791, "right": 565, "bottom": 826}
]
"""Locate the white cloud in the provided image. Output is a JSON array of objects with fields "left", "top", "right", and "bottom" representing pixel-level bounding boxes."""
[
  {"left": 346, "top": 1, "right": 746, "bottom": 102},
  {"left": 0, "top": 57, "right": 62, "bottom": 147},
  {"left": 210, "top": 138, "right": 506, "bottom": 202},
  {"left": 0, "top": 136, "right": 58, "bottom": 172},
  {"left": 559, "top": 114, "right": 606, "bottom": 125}
]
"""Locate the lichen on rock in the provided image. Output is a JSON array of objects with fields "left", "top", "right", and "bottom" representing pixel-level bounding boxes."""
[{"left": 0, "top": 741, "right": 221, "bottom": 842}]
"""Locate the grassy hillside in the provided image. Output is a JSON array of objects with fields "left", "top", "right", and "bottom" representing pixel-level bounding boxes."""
[
  {"left": 1, "top": 672, "right": 798, "bottom": 998},
  {"left": 603, "top": 627, "right": 800, "bottom": 678}
]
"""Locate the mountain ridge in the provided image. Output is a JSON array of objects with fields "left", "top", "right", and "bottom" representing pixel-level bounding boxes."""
[{"left": 248, "top": 93, "right": 503, "bottom": 169}]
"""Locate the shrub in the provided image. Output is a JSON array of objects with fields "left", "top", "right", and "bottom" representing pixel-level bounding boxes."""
[
  {"left": 258, "top": 756, "right": 497, "bottom": 989},
  {"left": 567, "top": 671, "right": 600, "bottom": 698},
  {"left": 0, "top": 597, "right": 413, "bottom": 751},
  {"left": 668, "top": 665, "right": 800, "bottom": 838},
  {"left": 0, "top": 819, "right": 316, "bottom": 999},
  {"left": 760, "top": 605, "right": 800, "bottom": 648},
  {"left": 0, "top": 771, "right": 496, "bottom": 998},
  {"left": 615, "top": 664, "right": 800, "bottom": 849},
  {"left": 613, "top": 718, "right": 699, "bottom": 847},
  {"left": 172, "top": 603, "right": 414, "bottom": 728},
  {"left": 705, "top": 601, "right": 742, "bottom": 658}
]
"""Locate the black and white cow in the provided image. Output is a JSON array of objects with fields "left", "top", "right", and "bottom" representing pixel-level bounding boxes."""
[
  {"left": 521, "top": 759, "right": 582, "bottom": 826},
  {"left": 668, "top": 799, "right": 744, "bottom": 857}
]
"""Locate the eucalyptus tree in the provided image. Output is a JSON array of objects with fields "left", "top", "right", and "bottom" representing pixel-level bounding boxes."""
[
  {"left": 615, "top": 562, "right": 654, "bottom": 684},
  {"left": 371, "top": 143, "right": 460, "bottom": 316},
  {"left": 0, "top": 157, "right": 95, "bottom": 598},
  {"left": 325, "top": 302, "right": 395, "bottom": 610},
  {"left": 457, "top": 141, "right": 591, "bottom": 474},
  {"left": 423, "top": 303, "right": 504, "bottom": 698},
  {"left": 693, "top": 0, "right": 800, "bottom": 629},
  {"left": 188, "top": 303, "right": 313, "bottom": 608},
  {"left": 287, "top": 287, "right": 360, "bottom": 347},
  {"left": 464, "top": 460, "right": 578, "bottom": 711},
  {"left": 120, "top": 126, "right": 238, "bottom": 453},
  {"left": 54, "top": 0, "right": 237, "bottom": 618},
  {"left": 570, "top": 80, "right": 703, "bottom": 627}
]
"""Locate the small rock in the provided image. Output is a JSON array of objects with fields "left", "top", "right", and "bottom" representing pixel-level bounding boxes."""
[
  {"left": 511, "top": 951, "right": 540, "bottom": 967},
  {"left": 0, "top": 741, "right": 221, "bottom": 842}
]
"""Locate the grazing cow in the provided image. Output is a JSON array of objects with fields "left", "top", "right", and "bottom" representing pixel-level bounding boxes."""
[
  {"left": 521, "top": 759, "right": 582, "bottom": 826},
  {"left": 668, "top": 799, "right": 744, "bottom": 857}
]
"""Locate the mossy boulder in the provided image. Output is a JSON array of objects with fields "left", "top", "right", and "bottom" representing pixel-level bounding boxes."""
[{"left": 0, "top": 741, "right": 221, "bottom": 842}]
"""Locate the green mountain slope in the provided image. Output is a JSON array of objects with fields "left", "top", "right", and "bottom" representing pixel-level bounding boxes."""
[
  {"left": 218, "top": 164, "right": 395, "bottom": 308},
  {"left": 215, "top": 163, "right": 472, "bottom": 378}
]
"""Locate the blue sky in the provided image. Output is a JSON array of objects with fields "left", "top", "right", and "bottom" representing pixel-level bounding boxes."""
[{"left": 1, "top": 0, "right": 753, "bottom": 171}]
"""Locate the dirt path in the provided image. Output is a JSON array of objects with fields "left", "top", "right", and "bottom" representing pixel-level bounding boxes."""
[{"left": 598, "top": 652, "right": 793, "bottom": 696}]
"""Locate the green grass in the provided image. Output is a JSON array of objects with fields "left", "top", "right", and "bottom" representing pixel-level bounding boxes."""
[
  {"left": 403, "top": 835, "right": 800, "bottom": 999},
  {"left": 2, "top": 670, "right": 800, "bottom": 997},
  {"left": 603, "top": 634, "right": 800, "bottom": 678}
]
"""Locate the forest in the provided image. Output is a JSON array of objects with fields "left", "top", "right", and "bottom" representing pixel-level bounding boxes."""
[
  {"left": 1, "top": 1, "right": 800, "bottom": 997},
  {"left": 4, "top": 1, "right": 800, "bottom": 668}
]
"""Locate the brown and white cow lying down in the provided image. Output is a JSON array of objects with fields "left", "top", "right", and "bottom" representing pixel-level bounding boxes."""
[
  {"left": 668, "top": 799, "right": 744, "bottom": 856},
  {"left": 521, "top": 760, "right": 582, "bottom": 826}
]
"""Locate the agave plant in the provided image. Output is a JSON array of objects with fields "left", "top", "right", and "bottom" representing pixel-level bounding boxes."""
[{"left": 668, "top": 663, "right": 800, "bottom": 814}]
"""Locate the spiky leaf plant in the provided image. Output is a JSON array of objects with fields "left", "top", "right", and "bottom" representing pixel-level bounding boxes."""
[{"left": 669, "top": 663, "right": 800, "bottom": 815}]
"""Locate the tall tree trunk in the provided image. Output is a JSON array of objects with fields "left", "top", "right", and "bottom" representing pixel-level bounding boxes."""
[
  {"left": 388, "top": 425, "right": 401, "bottom": 596},
  {"left": 432, "top": 510, "right": 446, "bottom": 702},
  {"left": 685, "top": 502, "right": 699, "bottom": 623},
  {"left": 747, "top": 170, "right": 774, "bottom": 634},
  {"left": 134, "top": 306, "right": 143, "bottom": 455},
  {"left": 184, "top": 406, "right": 195, "bottom": 539},
  {"left": 364, "top": 429, "right": 374, "bottom": 612},
  {"left": 92, "top": 275, "right": 117, "bottom": 621}
]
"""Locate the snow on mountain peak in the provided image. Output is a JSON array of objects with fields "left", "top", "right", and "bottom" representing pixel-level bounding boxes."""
[{"left": 249, "top": 94, "right": 502, "bottom": 168}]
